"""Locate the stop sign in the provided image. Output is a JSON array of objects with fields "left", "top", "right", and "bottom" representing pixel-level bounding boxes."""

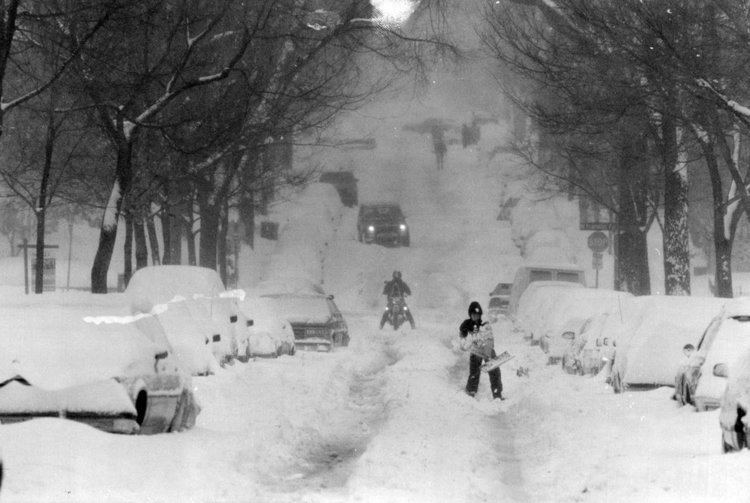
[{"left": 587, "top": 231, "right": 609, "bottom": 252}]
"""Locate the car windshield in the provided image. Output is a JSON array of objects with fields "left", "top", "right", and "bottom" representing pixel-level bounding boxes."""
[
  {"left": 364, "top": 206, "right": 401, "bottom": 218},
  {"left": 556, "top": 271, "right": 581, "bottom": 282},
  {"left": 491, "top": 283, "right": 511, "bottom": 295}
]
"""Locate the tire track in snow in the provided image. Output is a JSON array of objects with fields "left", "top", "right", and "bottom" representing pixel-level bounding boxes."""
[
  {"left": 443, "top": 330, "right": 532, "bottom": 502},
  {"left": 266, "top": 336, "right": 400, "bottom": 492}
]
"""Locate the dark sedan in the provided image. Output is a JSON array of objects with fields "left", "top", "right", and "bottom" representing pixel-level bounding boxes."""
[{"left": 261, "top": 293, "right": 349, "bottom": 352}]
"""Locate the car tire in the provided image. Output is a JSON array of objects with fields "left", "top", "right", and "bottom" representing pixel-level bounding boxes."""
[
  {"left": 723, "top": 426, "right": 743, "bottom": 453},
  {"left": 723, "top": 435, "right": 737, "bottom": 453},
  {"left": 611, "top": 372, "right": 623, "bottom": 394},
  {"left": 169, "top": 388, "right": 199, "bottom": 433}
]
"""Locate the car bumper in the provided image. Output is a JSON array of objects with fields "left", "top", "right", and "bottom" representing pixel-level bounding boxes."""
[
  {"left": 294, "top": 340, "right": 333, "bottom": 352},
  {"left": 694, "top": 396, "right": 721, "bottom": 412},
  {"left": 0, "top": 412, "right": 139, "bottom": 434},
  {"left": 364, "top": 230, "right": 408, "bottom": 245}
]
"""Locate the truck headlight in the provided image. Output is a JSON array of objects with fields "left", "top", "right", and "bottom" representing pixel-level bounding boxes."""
[
  {"left": 399, "top": 224, "right": 407, "bottom": 232},
  {"left": 367, "top": 225, "right": 375, "bottom": 233}
]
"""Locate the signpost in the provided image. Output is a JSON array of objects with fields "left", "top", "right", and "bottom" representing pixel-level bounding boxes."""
[
  {"left": 18, "top": 239, "right": 59, "bottom": 294},
  {"left": 579, "top": 198, "right": 616, "bottom": 231},
  {"left": 587, "top": 231, "right": 609, "bottom": 288}
]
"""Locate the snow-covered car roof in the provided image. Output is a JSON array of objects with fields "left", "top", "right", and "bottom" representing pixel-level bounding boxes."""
[
  {"left": 718, "top": 296, "right": 750, "bottom": 319},
  {"left": 516, "top": 282, "right": 586, "bottom": 335},
  {"left": 126, "top": 265, "right": 228, "bottom": 310},
  {"left": 260, "top": 294, "right": 335, "bottom": 325},
  {"left": 613, "top": 295, "right": 726, "bottom": 387},
  {"left": 247, "top": 278, "right": 327, "bottom": 297},
  {"left": 0, "top": 302, "right": 167, "bottom": 391},
  {"left": 518, "top": 262, "right": 584, "bottom": 271},
  {"left": 543, "top": 289, "right": 633, "bottom": 337}
]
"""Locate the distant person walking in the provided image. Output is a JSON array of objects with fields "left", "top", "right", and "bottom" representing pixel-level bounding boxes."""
[{"left": 431, "top": 125, "right": 447, "bottom": 170}]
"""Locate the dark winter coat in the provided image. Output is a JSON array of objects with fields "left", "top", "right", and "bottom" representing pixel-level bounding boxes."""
[
  {"left": 459, "top": 318, "right": 483, "bottom": 339},
  {"left": 383, "top": 278, "right": 411, "bottom": 298}
]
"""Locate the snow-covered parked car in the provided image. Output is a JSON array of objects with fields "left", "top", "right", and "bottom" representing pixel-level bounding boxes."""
[
  {"left": 508, "top": 263, "right": 586, "bottom": 316},
  {"left": 238, "top": 295, "right": 296, "bottom": 358},
  {"left": 539, "top": 288, "right": 633, "bottom": 365},
  {"left": 674, "top": 298, "right": 750, "bottom": 411},
  {"left": 0, "top": 298, "right": 199, "bottom": 435},
  {"left": 562, "top": 313, "right": 610, "bottom": 375},
  {"left": 126, "top": 265, "right": 249, "bottom": 367},
  {"left": 514, "top": 281, "right": 586, "bottom": 343},
  {"left": 487, "top": 281, "right": 512, "bottom": 322},
  {"left": 609, "top": 295, "right": 726, "bottom": 393},
  {"left": 719, "top": 345, "right": 750, "bottom": 452},
  {"left": 261, "top": 293, "right": 350, "bottom": 352},
  {"left": 139, "top": 300, "right": 221, "bottom": 376}
]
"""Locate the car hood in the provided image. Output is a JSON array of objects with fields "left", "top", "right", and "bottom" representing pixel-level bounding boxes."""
[
  {"left": 0, "top": 378, "right": 135, "bottom": 416},
  {"left": 0, "top": 305, "right": 162, "bottom": 391}
]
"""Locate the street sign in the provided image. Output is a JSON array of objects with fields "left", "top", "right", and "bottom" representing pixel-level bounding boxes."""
[
  {"left": 579, "top": 197, "right": 616, "bottom": 231},
  {"left": 587, "top": 231, "right": 609, "bottom": 253},
  {"left": 581, "top": 222, "right": 616, "bottom": 231},
  {"left": 592, "top": 251, "right": 603, "bottom": 270}
]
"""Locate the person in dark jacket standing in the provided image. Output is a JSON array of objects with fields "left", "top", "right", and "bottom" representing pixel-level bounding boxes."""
[{"left": 459, "top": 301, "right": 503, "bottom": 399}]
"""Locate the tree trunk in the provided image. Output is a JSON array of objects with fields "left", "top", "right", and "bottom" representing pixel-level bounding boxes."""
[
  {"left": 160, "top": 207, "right": 172, "bottom": 264},
  {"left": 34, "top": 100, "right": 56, "bottom": 294},
  {"left": 123, "top": 210, "right": 133, "bottom": 287},
  {"left": 218, "top": 200, "right": 229, "bottom": 285},
  {"left": 239, "top": 192, "right": 255, "bottom": 249},
  {"left": 168, "top": 208, "right": 183, "bottom": 265},
  {"left": 700, "top": 136, "right": 733, "bottom": 297},
  {"left": 185, "top": 216, "right": 197, "bottom": 265},
  {"left": 197, "top": 181, "right": 219, "bottom": 270},
  {"left": 33, "top": 209, "right": 45, "bottom": 294},
  {"left": 661, "top": 119, "right": 690, "bottom": 295},
  {"left": 134, "top": 217, "right": 148, "bottom": 269},
  {"left": 146, "top": 214, "right": 161, "bottom": 265},
  {"left": 91, "top": 139, "right": 132, "bottom": 293},
  {"left": 615, "top": 135, "right": 651, "bottom": 295},
  {"left": 184, "top": 189, "right": 196, "bottom": 265}
]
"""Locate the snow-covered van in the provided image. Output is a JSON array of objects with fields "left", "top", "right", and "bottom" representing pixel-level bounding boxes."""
[{"left": 508, "top": 263, "right": 586, "bottom": 316}]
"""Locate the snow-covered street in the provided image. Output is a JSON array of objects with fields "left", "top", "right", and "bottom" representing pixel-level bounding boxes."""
[{"left": 1, "top": 305, "right": 748, "bottom": 502}]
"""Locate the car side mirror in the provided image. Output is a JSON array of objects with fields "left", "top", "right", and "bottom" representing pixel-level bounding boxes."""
[
  {"left": 154, "top": 350, "right": 169, "bottom": 371},
  {"left": 230, "top": 315, "right": 238, "bottom": 323},
  {"left": 713, "top": 363, "right": 728, "bottom": 378},
  {"left": 246, "top": 319, "right": 254, "bottom": 327}
]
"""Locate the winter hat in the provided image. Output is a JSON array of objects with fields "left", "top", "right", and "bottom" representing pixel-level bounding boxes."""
[{"left": 468, "top": 301, "right": 482, "bottom": 316}]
